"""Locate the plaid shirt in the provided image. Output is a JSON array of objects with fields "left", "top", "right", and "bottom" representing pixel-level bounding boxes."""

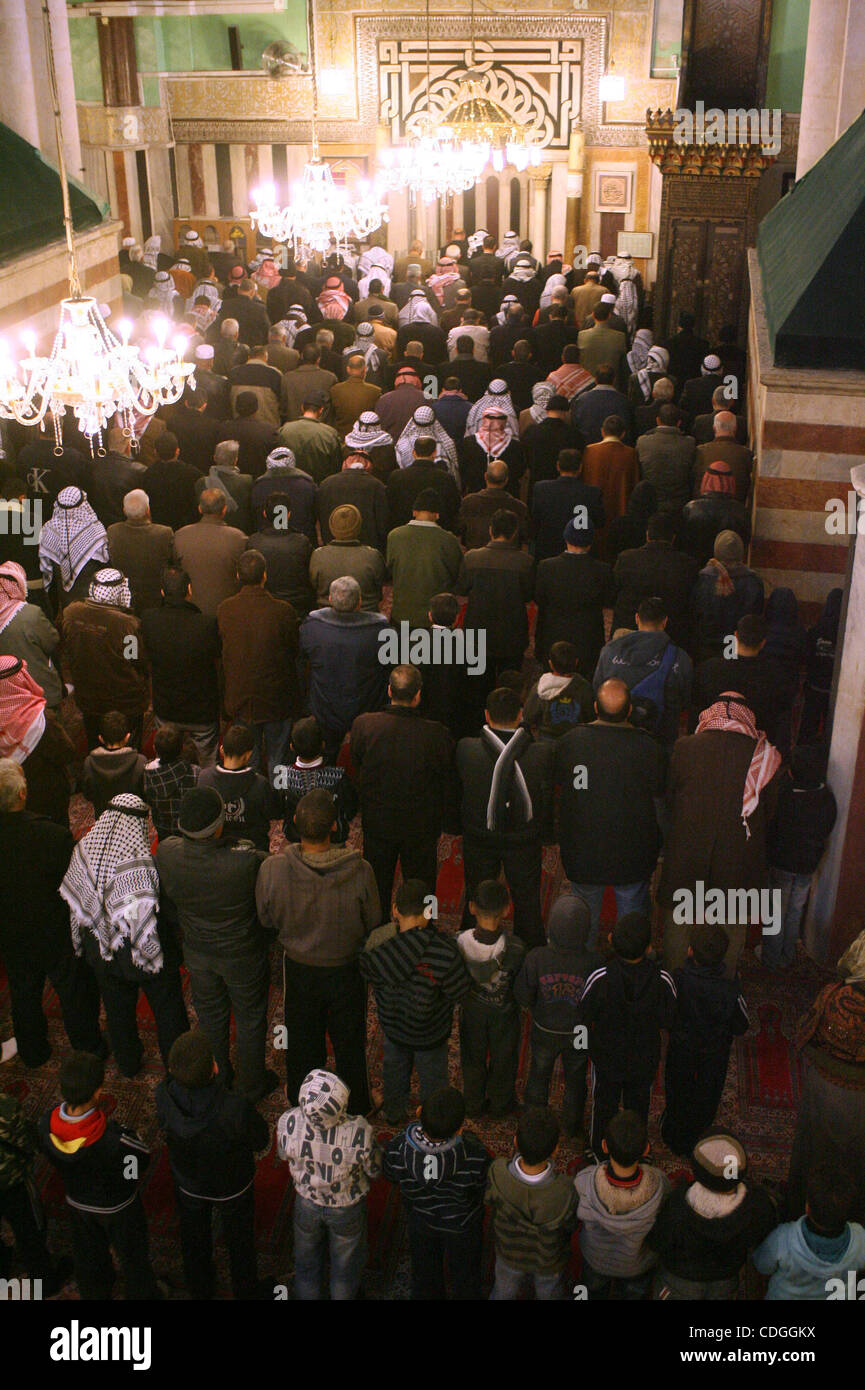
[{"left": 143, "top": 759, "right": 200, "bottom": 841}]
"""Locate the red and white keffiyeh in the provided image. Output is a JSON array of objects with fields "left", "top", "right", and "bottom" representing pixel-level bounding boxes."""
[
  {"left": 695, "top": 697, "right": 781, "bottom": 836},
  {"left": 0, "top": 654, "right": 46, "bottom": 763},
  {"left": 0, "top": 562, "right": 28, "bottom": 634}
]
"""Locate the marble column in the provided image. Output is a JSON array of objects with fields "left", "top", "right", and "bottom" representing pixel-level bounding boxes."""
[
  {"left": 563, "top": 124, "right": 584, "bottom": 261},
  {"left": 806, "top": 463, "right": 865, "bottom": 964},
  {"left": 0, "top": 0, "right": 82, "bottom": 178},
  {"left": 528, "top": 166, "right": 551, "bottom": 261},
  {"left": 797, "top": 0, "right": 865, "bottom": 180}
]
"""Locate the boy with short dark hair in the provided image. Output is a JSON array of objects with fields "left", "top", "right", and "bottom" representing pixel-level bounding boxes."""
[
  {"left": 575, "top": 1109, "right": 670, "bottom": 1299},
  {"left": 486, "top": 1107, "right": 577, "bottom": 1300},
  {"left": 277, "top": 715, "right": 357, "bottom": 843},
  {"left": 522, "top": 641, "right": 594, "bottom": 740},
  {"left": 383, "top": 1085, "right": 491, "bottom": 1300},
  {"left": 456, "top": 879, "right": 526, "bottom": 1118},
  {"left": 156, "top": 1029, "right": 270, "bottom": 1300},
  {"left": 143, "top": 721, "right": 200, "bottom": 841},
  {"left": 577, "top": 911, "right": 677, "bottom": 1158},
  {"left": 753, "top": 1162, "right": 865, "bottom": 1300},
  {"left": 661, "top": 924, "right": 749, "bottom": 1157},
  {"left": 360, "top": 879, "right": 470, "bottom": 1124},
  {"left": 39, "top": 1050, "right": 159, "bottom": 1299},
  {"left": 198, "top": 720, "right": 280, "bottom": 850},
  {"left": 515, "top": 891, "right": 602, "bottom": 1142},
  {"left": 81, "top": 710, "right": 146, "bottom": 818}
]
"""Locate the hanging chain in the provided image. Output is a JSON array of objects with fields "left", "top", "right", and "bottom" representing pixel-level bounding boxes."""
[
  {"left": 308, "top": 0, "right": 320, "bottom": 162},
  {"left": 42, "top": 0, "right": 81, "bottom": 297}
]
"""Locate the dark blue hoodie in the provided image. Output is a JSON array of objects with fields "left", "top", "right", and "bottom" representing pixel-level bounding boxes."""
[{"left": 155, "top": 1077, "right": 270, "bottom": 1200}]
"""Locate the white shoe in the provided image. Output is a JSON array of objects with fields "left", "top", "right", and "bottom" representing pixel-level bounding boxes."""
[{"left": 1, "top": 1037, "right": 18, "bottom": 1063}]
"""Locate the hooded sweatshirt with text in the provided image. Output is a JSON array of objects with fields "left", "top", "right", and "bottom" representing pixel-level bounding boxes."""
[
  {"left": 514, "top": 894, "right": 602, "bottom": 1035},
  {"left": 277, "top": 1069, "right": 380, "bottom": 1208}
]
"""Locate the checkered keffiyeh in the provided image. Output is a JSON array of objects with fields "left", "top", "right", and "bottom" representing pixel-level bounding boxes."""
[
  {"left": 60, "top": 794, "right": 163, "bottom": 973},
  {"left": 38, "top": 487, "right": 109, "bottom": 592},
  {"left": 89, "top": 567, "right": 133, "bottom": 609},
  {"left": 694, "top": 698, "right": 782, "bottom": 837},
  {"left": 143, "top": 759, "right": 200, "bottom": 841}
]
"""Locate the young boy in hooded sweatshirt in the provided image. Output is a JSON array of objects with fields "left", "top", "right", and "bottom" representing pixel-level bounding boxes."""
[
  {"left": 576, "top": 1109, "right": 670, "bottom": 1299},
  {"left": 156, "top": 1029, "right": 270, "bottom": 1300},
  {"left": 456, "top": 879, "right": 526, "bottom": 1118},
  {"left": 515, "top": 890, "right": 602, "bottom": 1141},
  {"left": 81, "top": 710, "right": 146, "bottom": 818},
  {"left": 647, "top": 1129, "right": 777, "bottom": 1299},
  {"left": 40, "top": 1050, "right": 160, "bottom": 1300},
  {"left": 278, "top": 1068, "right": 380, "bottom": 1301},
  {"left": 661, "top": 924, "right": 749, "bottom": 1157},
  {"left": 752, "top": 1162, "right": 865, "bottom": 1301},
  {"left": 487, "top": 1106, "right": 577, "bottom": 1300},
  {"left": 522, "top": 641, "right": 594, "bottom": 740},
  {"left": 577, "top": 911, "right": 677, "bottom": 1158},
  {"left": 384, "top": 1085, "right": 491, "bottom": 1300}
]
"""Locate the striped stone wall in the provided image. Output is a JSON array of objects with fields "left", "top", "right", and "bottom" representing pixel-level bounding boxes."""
[
  {"left": 747, "top": 250, "right": 865, "bottom": 624},
  {"left": 0, "top": 220, "right": 124, "bottom": 349}
]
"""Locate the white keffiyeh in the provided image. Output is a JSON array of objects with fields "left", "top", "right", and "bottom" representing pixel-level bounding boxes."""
[
  {"left": 88, "top": 567, "right": 133, "bottom": 609},
  {"left": 398, "top": 290, "right": 439, "bottom": 326},
  {"left": 60, "top": 795, "right": 163, "bottom": 975},
  {"left": 345, "top": 412, "right": 393, "bottom": 451}
]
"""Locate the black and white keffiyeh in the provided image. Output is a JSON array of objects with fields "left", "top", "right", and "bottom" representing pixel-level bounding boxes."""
[
  {"left": 38, "top": 487, "right": 109, "bottom": 591},
  {"left": 466, "top": 381, "right": 518, "bottom": 434},
  {"left": 60, "top": 794, "right": 163, "bottom": 974},
  {"left": 88, "top": 567, "right": 133, "bottom": 609},
  {"left": 395, "top": 405, "right": 459, "bottom": 478},
  {"left": 345, "top": 411, "right": 393, "bottom": 451},
  {"left": 528, "top": 381, "right": 555, "bottom": 424},
  {"left": 483, "top": 725, "right": 533, "bottom": 832}
]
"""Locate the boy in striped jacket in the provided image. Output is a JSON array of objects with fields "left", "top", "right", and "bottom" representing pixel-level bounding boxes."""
[{"left": 359, "top": 879, "right": 470, "bottom": 1126}]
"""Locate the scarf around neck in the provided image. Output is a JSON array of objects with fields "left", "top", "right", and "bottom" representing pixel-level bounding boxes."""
[{"left": 483, "top": 724, "right": 533, "bottom": 831}]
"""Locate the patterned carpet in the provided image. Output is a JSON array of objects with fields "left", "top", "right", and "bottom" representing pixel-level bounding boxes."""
[{"left": 0, "top": 779, "right": 830, "bottom": 1300}]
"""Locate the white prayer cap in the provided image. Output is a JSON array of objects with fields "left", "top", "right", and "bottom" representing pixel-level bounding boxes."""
[
  {"left": 195, "top": 344, "right": 215, "bottom": 361},
  {"left": 122, "top": 237, "right": 135, "bottom": 248},
  {"left": 601, "top": 293, "right": 616, "bottom": 304},
  {"left": 703, "top": 353, "right": 722, "bottom": 371}
]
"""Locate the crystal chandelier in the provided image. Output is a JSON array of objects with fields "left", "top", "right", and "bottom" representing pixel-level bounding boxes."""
[
  {"left": 250, "top": 0, "right": 386, "bottom": 257},
  {"left": 0, "top": 3, "right": 192, "bottom": 452},
  {"left": 375, "top": 0, "right": 487, "bottom": 205},
  {"left": 435, "top": 0, "right": 546, "bottom": 174}
]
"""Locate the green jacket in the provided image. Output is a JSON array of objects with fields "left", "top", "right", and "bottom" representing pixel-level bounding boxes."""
[
  {"left": 386, "top": 521, "right": 462, "bottom": 629},
  {"left": 486, "top": 1154, "right": 577, "bottom": 1275}
]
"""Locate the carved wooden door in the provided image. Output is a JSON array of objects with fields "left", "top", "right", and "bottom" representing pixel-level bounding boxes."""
[{"left": 666, "top": 216, "right": 747, "bottom": 342}]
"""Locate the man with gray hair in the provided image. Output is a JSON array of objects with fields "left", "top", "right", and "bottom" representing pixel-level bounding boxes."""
[
  {"left": 693, "top": 408, "right": 754, "bottom": 501},
  {"left": 195, "top": 438, "right": 254, "bottom": 533},
  {"left": 300, "top": 574, "right": 390, "bottom": 758},
  {"left": 692, "top": 383, "right": 748, "bottom": 446},
  {"left": 213, "top": 315, "right": 240, "bottom": 375},
  {"left": 107, "top": 489, "right": 176, "bottom": 615}
]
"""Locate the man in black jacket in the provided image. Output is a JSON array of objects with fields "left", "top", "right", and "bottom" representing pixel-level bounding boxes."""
[
  {"left": 218, "top": 392, "right": 278, "bottom": 479},
  {"left": 457, "top": 510, "right": 534, "bottom": 723},
  {"left": 246, "top": 492, "right": 315, "bottom": 617},
  {"left": 456, "top": 686, "right": 553, "bottom": 947},
  {"left": 522, "top": 395, "right": 585, "bottom": 489},
  {"left": 156, "top": 1029, "right": 270, "bottom": 1299},
  {"left": 535, "top": 515, "right": 614, "bottom": 672},
  {"left": 155, "top": 787, "right": 278, "bottom": 1104},
  {"left": 219, "top": 278, "right": 270, "bottom": 348},
  {"left": 141, "top": 566, "right": 221, "bottom": 766},
  {"left": 386, "top": 436, "right": 461, "bottom": 531},
  {"left": 531, "top": 448, "right": 605, "bottom": 564},
  {"left": 317, "top": 452, "right": 389, "bottom": 552},
  {"left": 436, "top": 335, "right": 491, "bottom": 402},
  {"left": 142, "top": 431, "right": 202, "bottom": 532},
  {"left": 350, "top": 664, "right": 453, "bottom": 912},
  {"left": 576, "top": 911, "right": 676, "bottom": 1156},
  {"left": 0, "top": 761, "right": 103, "bottom": 1067},
  {"left": 169, "top": 388, "right": 225, "bottom": 476},
  {"left": 554, "top": 679, "right": 666, "bottom": 941},
  {"left": 612, "top": 510, "right": 700, "bottom": 652}
]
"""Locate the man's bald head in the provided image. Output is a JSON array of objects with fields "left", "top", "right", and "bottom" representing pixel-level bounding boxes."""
[
  {"left": 595, "top": 678, "right": 632, "bottom": 724},
  {"left": 485, "top": 460, "right": 509, "bottom": 488},
  {"left": 714, "top": 410, "right": 737, "bottom": 438}
]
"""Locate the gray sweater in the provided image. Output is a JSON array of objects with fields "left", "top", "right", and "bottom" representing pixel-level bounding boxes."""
[
  {"left": 575, "top": 1162, "right": 670, "bottom": 1277},
  {"left": 0, "top": 603, "right": 63, "bottom": 706}
]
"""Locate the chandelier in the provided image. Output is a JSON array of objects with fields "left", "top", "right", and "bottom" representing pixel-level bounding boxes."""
[
  {"left": 0, "top": 4, "right": 192, "bottom": 452},
  {"left": 441, "top": 77, "right": 545, "bottom": 173},
  {"left": 250, "top": 0, "right": 386, "bottom": 257},
  {"left": 375, "top": 0, "right": 487, "bottom": 205}
]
